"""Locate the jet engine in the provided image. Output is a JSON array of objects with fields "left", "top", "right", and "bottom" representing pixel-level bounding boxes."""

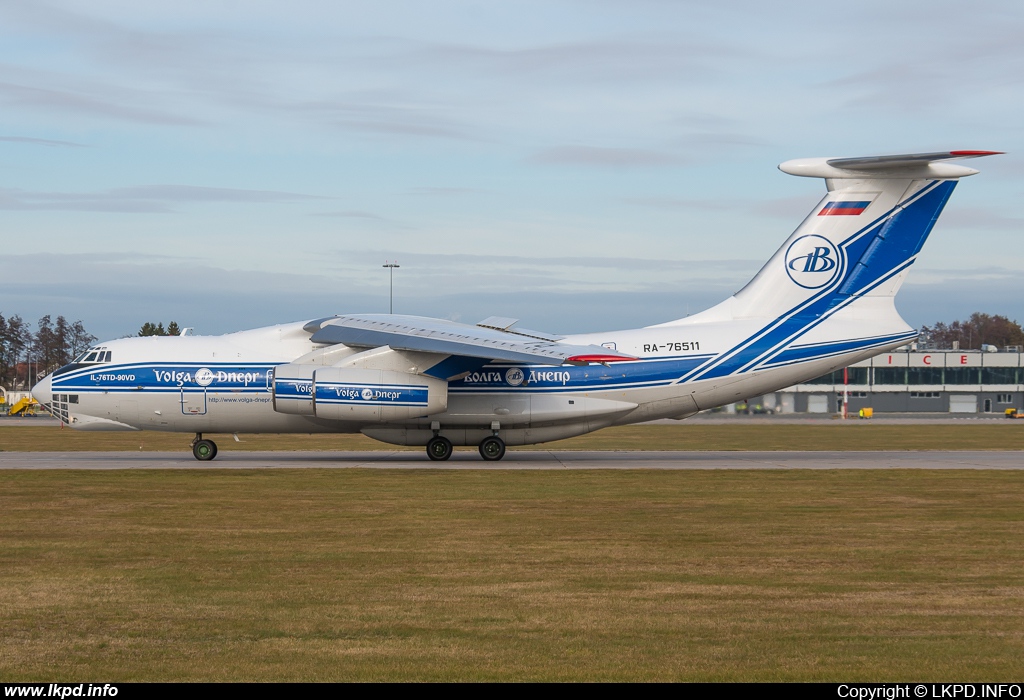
[{"left": 272, "top": 364, "right": 447, "bottom": 422}]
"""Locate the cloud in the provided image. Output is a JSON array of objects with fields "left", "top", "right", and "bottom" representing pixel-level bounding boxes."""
[
  {"left": 0, "top": 80, "right": 206, "bottom": 126},
  {"left": 816, "top": 22, "right": 1024, "bottom": 115},
  {"left": 671, "top": 131, "right": 769, "bottom": 149},
  {"left": 311, "top": 210, "right": 387, "bottom": 219},
  {"left": 309, "top": 209, "right": 412, "bottom": 229},
  {"left": 3, "top": 254, "right": 1019, "bottom": 342},
  {"left": 338, "top": 249, "right": 762, "bottom": 273},
  {"left": 529, "top": 145, "right": 688, "bottom": 168},
  {"left": 408, "top": 36, "right": 743, "bottom": 84},
  {"left": 285, "top": 96, "right": 480, "bottom": 141},
  {"left": 305, "top": 248, "right": 764, "bottom": 301},
  {"left": 0, "top": 184, "right": 329, "bottom": 213},
  {"left": 625, "top": 196, "right": 731, "bottom": 212},
  {"left": 334, "top": 118, "right": 472, "bottom": 140},
  {"left": 0, "top": 252, "right": 738, "bottom": 339},
  {"left": 0, "top": 135, "right": 86, "bottom": 147},
  {"left": 0, "top": 190, "right": 170, "bottom": 213},
  {"left": 820, "top": 65, "right": 951, "bottom": 113},
  {"left": 933, "top": 207, "right": 1024, "bottom": 232},
  {"left": 104, "top": 185, "right": 328, "bottom": 203},
  {"left": 906, "top": 266, "right": 1022, "bottom": 285},
  {"left": 671, "top": 112, "right": 740, "bottom": 129},
  {"left": 406, "top": 186, "right": 485, "bottom": 196},
  {"left": 900, "top": 273, "right": 1024, "bottom": 327},
  {"left": 625, "top": 194, "right": 819, "bottom": 219}
]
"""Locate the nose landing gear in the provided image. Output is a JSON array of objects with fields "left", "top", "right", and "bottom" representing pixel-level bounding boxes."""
[{"left": 191, "top": 433, "right": 218, "bottom": 461}]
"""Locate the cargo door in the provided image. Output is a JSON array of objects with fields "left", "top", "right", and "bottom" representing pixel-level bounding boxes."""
[{"left": 180, "top": 387, "right": 208, "bottom": 415}]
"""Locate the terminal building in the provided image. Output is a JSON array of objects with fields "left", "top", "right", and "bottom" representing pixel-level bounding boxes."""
[{"left": 747, "top": 349, "right": 1023, "bottom": 415}]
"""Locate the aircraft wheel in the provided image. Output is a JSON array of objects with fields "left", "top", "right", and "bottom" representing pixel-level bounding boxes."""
[
  {"left": 478, "top": 436, "right": 506, "bottom": 461},
  {"left": 426, "top": 436, "right": 453, "bottom": 461},
  {"left": 193, "top": 439, "right": 218, "bottom": 461}
]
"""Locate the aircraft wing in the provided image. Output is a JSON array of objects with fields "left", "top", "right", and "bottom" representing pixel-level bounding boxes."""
[{"left": 304, "top": 314, "right": 634, "bottom": 366}]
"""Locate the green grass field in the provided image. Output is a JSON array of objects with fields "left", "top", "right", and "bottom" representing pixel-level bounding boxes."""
[
  {"left": 1, "top": 468, "right": 1023, "bottom": 681},
  {"left": 2, "top": 422, "right": 1024, "bottom": 452},
  {"left": 2, "top": 423, "right": 1022, "bottom": 680}
]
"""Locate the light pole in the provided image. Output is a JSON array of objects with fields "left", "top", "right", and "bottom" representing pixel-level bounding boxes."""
[{"left": 382, "top": 262, "right": 400, "bottom": 314}]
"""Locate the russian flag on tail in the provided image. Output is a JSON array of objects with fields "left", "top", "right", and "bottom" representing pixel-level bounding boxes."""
[{"left": 818, "top": 201, "right": 871, "bottom": 216}]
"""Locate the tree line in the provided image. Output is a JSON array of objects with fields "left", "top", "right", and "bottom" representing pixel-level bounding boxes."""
[
  {"left": 138, "top": 321, "right": 181, "bottom": 336},
  {"left": 1, "top": 315, "right": 187, "bottom": 390},
  {"left": 919, "top": 313, "right": 1024, "bottom": 351},
  {"left": 0, "top": 314, "right": 97, "bottom": 390}
]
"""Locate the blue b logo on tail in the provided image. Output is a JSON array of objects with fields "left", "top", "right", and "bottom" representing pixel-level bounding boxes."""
[
  {"left": 784, "top": 235, "right": 842, "bottom": 289},
  {"left": 792, "top": 246, "right": 835, "bottom": 273}
]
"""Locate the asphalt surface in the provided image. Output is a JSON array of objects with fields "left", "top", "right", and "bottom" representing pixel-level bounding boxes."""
[
  {"left": 0, "top": 450, "right": 1020, "bottom": 469},
  {"left": 1, "top": 413, "right": 1017, "bottom": 429}
]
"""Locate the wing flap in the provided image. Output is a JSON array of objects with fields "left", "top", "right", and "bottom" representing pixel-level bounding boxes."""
[{"left": 475, "top": 316, "right": 563, "bottom": 341}]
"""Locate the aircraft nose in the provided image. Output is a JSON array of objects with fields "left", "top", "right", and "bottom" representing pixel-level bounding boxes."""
[{"left": 32, "top": 375, "right": 52, "bottom": 405}]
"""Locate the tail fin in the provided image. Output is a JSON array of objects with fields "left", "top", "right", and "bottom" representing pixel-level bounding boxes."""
[
  {"left": 731, "top": 150, "right": 1000, "bottom": 320},
  {"left": 662, "top": 150, "right": 1000, "bottom": 378}
]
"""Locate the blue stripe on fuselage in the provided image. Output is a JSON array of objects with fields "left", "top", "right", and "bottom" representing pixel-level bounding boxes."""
[
  {"left": 761, "top": 331, "right": 917, "bottom": 368},
  {"left": 51, "top": 362, "right": 275, "bottom": 392},
  {"left": 449, "top": 354, "right": 715, "bottom": 393}
]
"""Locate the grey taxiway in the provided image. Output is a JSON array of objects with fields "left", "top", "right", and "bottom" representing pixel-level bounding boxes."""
[{"left": 0, "top": 450, "right": 1020, "bottom": 469}]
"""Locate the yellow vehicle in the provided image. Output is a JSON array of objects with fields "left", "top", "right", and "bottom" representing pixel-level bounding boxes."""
[{"left": 7, "top": 396, "right": 39, "bottom": 416}]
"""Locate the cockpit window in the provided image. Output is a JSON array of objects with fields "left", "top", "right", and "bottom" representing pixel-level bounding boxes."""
[
  {"left": 73, "top": 347, "right": 110, "bottom": 364},
  {"left": 54, "top": 347, "right": 111, "bottom": 377}
]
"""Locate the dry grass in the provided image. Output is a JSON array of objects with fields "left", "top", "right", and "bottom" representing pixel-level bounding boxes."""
[
  {"left": 2, "top": 422, "right": 1024, "bottom": 452},
  {"left": 1, "top": 469, "right": 1022, "bottom": 681}
]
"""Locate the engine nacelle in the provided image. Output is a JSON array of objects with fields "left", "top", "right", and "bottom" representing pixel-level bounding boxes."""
[
  {"left": 272, "top": 364, "right": 315, "bottom": 415},
  {"left": 273, "top": 364, "right": 447, "bottom": 422},
  {"left": 314, "top": 367, "right": 447, "bottom": 422}
]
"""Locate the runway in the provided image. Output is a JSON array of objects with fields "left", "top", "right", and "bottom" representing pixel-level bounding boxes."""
[{"left": 0, "top": 450, "right": 1020, "bottom": 469}]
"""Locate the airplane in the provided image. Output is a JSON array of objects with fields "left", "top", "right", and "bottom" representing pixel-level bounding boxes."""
[{"left": 32, "top": 150, "right": 1000, "bottom": 461}]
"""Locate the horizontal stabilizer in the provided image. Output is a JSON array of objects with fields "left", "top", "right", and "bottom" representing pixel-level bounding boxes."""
[
  {"left": 309, "top": 314, "right": 635, "bottom": 366},
  {"left": 827, "top": 150, "right": 1002, "bottom": 169},
  {"left": 780, "top": 150, "right": 1002, "bottom": 180}
]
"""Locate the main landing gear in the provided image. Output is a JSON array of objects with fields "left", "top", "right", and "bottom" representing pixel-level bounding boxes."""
[
  {"left": 478, "top": 435, "right": 506, "bottom": 461},
  {"left": 191, "top": 433, "right": 218, "bottom": 461},
  {"left": 424, "top": 433, "right": 507, "bottom": 461},
  {"left": 426, "top": 435, "right": 453, "bottom": 461}
]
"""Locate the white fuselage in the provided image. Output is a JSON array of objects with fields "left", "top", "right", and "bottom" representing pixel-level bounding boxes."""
[{"left": 36, "top": 310, "right": 910, "bottom": 446}]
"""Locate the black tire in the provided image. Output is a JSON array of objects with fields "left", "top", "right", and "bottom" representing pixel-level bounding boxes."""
[
  {"left": 426, "top": 436, "right": 453, "bottom": 461},
  {"left": 478, "top": 436, "right": 506, "bottom": 461},
  {"left": 193, "top": 439, "right": 218, "bottom": 461}
]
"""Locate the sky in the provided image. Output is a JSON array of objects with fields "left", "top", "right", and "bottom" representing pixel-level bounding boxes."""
[{"left": 1, "top": 0, "right": 1022, "bottom": 342}]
